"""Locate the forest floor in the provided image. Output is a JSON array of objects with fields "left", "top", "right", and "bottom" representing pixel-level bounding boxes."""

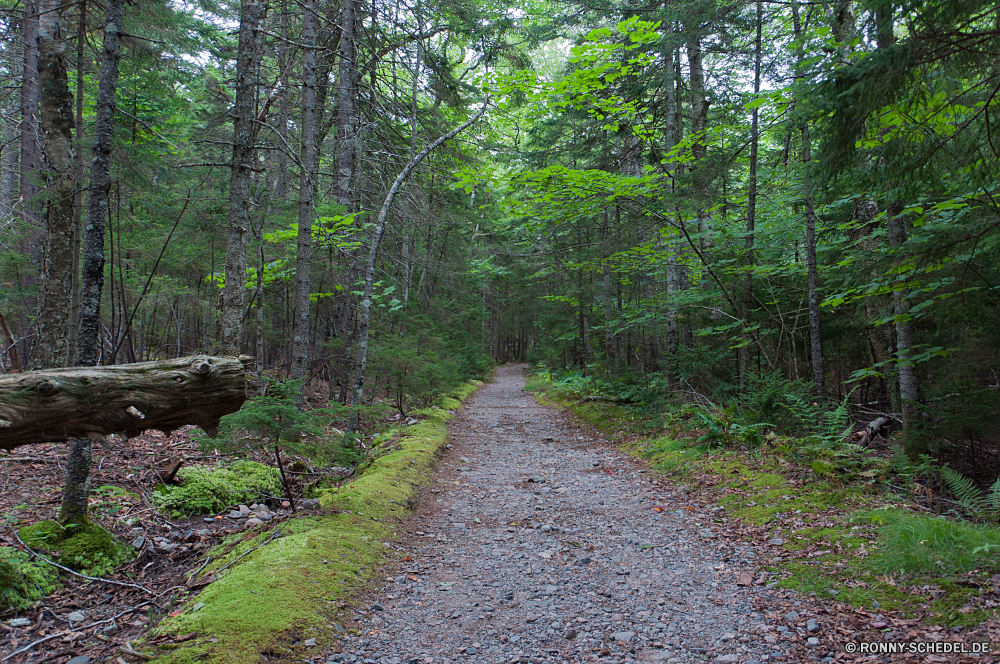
[
  {"left": 0, "top": 429, "right": 317, "bottom": 663},
  {"left": 325, "top": 366, "right": 999, "bottom": 664}
]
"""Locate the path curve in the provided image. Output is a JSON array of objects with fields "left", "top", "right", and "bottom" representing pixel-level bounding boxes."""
[{"left": 325, "top": 366, "right": 800, "bottom": 664}]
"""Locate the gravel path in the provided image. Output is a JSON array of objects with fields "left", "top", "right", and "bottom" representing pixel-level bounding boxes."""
[{"left": 325, "top": 366, "right": 812, "bottom": 664}]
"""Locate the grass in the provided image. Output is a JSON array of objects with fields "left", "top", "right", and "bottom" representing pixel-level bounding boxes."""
[
  {"left": 147, "top": 380, "right": 483, "bottom": 664},
  {"left": 527, "top": 369, "right": 1000, "bottom": 628}
]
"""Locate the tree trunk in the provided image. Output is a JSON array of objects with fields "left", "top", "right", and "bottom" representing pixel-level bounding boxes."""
[
  {"left": 793, "top": 2, "right": 826, "bottom": 399},
  {"left": 33, "top": 0, "right": 77, "bottom": 370},
  {"left": 60, "top": 0, "right": 124, "bottom": 527},
  {"left": 0, "top": 356, "right": 249, "bottom": 451},
  {"left": 335, "top": 0, "right": 358, "bottom": 213},
  {"left": 886, "top": 207, "right": 922, "bottom": 433},
  {"left": 221, "top": 0, "right": 266, "bottom": 357},
  {"left": 740, "top": 0, "right": 762, "bottom": 394},
  {"left": 19, "top": 0, "right": 42, "bottom": 226},
  {"left": 274, "top": 0, "right": 289, "bottom": 200},
  {"left": 77, "top": 0, "right": 123, "bottom": 368},
  {"left": 346, "top": 105, "right": 487, "bottom": 433},
  {"left": 290, "top": 0, "right": 319, "bottom": 385}
]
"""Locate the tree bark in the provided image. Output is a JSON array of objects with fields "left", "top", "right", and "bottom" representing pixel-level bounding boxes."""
[
  {"left": 289, "top": 0, "right": 319, "bottom": 385},
  {"left": 346, "top": 104, "right": 487, "bottom": 433},
  {"left": 33, "top": 0, "right": 77, "bottom": 370},
  {"left": 886, "top": 208, "right": 921, "bottom": 431},
  {"left": 740, "top": 0, "right": 762, "bottom": 394},
  {"left": 0, "top": 356, "right": 248, "bottom": 451},
  {"left": 19, "top": 0, "right": 42, "bottom": 226},
  {"left": 221, "top": 0, "right": 267, "bottom": 357},
  {"left": 77, "top": 0, "right": 123, "bottom": 368},
  {"left": 290, "top": 0, "right": 316, "bottom": 380},
  {"left": 335, "top": 0, "right": 358, "bottom": 213},
  {"left": 60, "top": 0, "right": 124, "bottom": 526}
]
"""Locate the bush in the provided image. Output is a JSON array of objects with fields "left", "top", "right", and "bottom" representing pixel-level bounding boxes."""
[
  {"left": 18, "top": 521, "right": 132, "bottom": 577},
  {"left": 0, "top": 546, "right": 58, "bottom": 611},
  {"left": 153, "top": 460, "right": 283, "bottom": 516}
]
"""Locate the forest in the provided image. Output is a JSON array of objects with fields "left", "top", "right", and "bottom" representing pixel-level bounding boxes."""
[{"left": 0, "top": 0, "right": 999, "bottom": 660}]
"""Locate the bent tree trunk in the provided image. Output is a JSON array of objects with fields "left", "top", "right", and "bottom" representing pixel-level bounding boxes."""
[
  {"left": 0, "top": 356, "right": 248, "bottom": 451},
  {"left": 346, "top": 104, "right": 488, "bottom": 433}
]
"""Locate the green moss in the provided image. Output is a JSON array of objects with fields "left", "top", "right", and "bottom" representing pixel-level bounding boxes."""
[
  {"left": 18, "top": 521, "right": 132, "bottom": 577},
  {"left": 149, "top": 382, "right": 481, "bottom": 664},
  {"left": 152, "top": 460, "right": 283, "bottom": 517},
  {"left": 0, "top": 546, "right": 59, "bottom": 611}
]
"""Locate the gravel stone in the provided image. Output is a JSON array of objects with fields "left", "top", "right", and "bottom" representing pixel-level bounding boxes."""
[{"left": 321, "top": 367, "right": 798, "bottom": 664}]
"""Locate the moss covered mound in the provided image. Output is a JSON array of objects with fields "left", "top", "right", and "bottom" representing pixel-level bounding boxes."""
[
  {"left": 18, "top": 520, "right": 132, "bottom": 577},
  {"left": 148, "top": 380, "right": 483, "bottom": 664},
  {"left": 153, "top": 460, "right": 283, "bottom": 516},
  {"left": 0, "top": 546, "right": 58, "bottom": 612}
]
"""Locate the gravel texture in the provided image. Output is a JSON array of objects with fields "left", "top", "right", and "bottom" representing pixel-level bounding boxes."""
[{"left": 325, "top": 366, "right": 819, "bottom": 664}]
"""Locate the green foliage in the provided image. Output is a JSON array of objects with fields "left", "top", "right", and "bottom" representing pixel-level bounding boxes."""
[
  {"left": 0, "top": 546, "right": 59, "bottom": 612},
  {"left": 152, "top": 461, "right": 283, "bottom": 516},
  {"left": 939, "top": 467, "right": 1000, "bottom": 517},
  {"left": 863, "top": 509, "right": 1000, "bottom": 581},
  {"left": 202, "top": 379, "right": 358, "bottom": 468},
  {"left": 18, "top": 521, "right": 132, "bottom": 577}
]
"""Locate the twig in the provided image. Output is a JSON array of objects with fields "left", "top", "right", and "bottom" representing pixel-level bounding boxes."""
[
  {"left": 214, "top": 528, "right": 284, "bottom": 576},
  {"left": 186, "top": 555, "right": 213, "bottom": 584},
  {"left": 89, "top": 601, "right": 152, "bottom": 628},
  {"left": 14, "top": 531, "right": 154, "bottom": 595},
  {"left": 1, "top": 632, "right": 64, "bottom": 661},
  {"left": 118, "top": 645, "right": 153, "bottom": 660}
]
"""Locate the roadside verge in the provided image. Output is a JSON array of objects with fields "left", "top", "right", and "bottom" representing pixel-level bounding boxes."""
[{"left": 148, "top": 380, "right": 483, "bottom": 664}]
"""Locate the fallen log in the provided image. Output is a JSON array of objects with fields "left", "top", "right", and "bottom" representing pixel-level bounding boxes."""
[
  {"left": 0, "top": 356, "right": 248, "bottom": 451},
  {"left": 581, "top": 395, "right": 636, "bottom": 404}
]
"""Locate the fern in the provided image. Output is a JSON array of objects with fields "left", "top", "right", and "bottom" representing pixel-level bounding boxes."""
[
  {"left": 989, "top": 478, "right": 1000, "bottom": 511},
  {"left": 941, "top": 467, "right": 989, "bottom": 512}
]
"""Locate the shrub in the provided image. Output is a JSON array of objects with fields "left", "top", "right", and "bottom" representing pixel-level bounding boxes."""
[{"left": 153, "top": 460, "right": 283, "bottom": 516}]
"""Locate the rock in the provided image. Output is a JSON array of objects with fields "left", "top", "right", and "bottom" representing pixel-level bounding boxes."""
[
  {"left": 768, "top": 538, "right": 783, "bottom": 545},
  {"left": 304, "top": 638, "right": 318, "bottom": 646},
  {"left": 612, "top": 631, "right": 635, "bottom": 643},
  {"left": 806, "top": 619, "right": 819, "bottom": 633},
  {"left": 459, "top": 457, "right": 472, "bottom": 463},
  {"left": 66, "top": 657, "right": 90, "bottom": 664},
  {"left": 784, "top": 610, "right": 799, "bottom": 622},
  {"left": 196, "top": 528, "right": 212, "bottom": 537},
  {"left": 303, "top": 499, "right": 321, "bottom": 509},
  {"left": 238, "top": 504, "right": 251, "bottom": 515},
  {"left": 203, "top": 517, "right": 215, "bottom": 523},
  {"left": 872, "top": 600, "right": 881, "bottom": 608},
  {"left": 715, "top": 656, "right": 740, "bottom": 664},
  {"left": 807, "top": 636, "right": 820, "bottom": 646},
  {"left": 259, "top": 513, "right": 274, "bottom": 522},
  {"left": 465, "top": 646, "right": 477, "bottom": 655},
  {"left": 128, "top": 527, "right": 144, "bottom": 538},
  {"left": 575, "top": 556, "right": 592, "bottom": 565},
  {"left": 7, "top": 618, "right": 31, "bottom": 628},
  {"left": 192, "top": 602, "right": 205, "bottom": 613},
  {"left": 229, "top": 510, "right": 244, "bottom": 519},
  {"left": 131, "top": 536, "right": 145, "bottom": 550},
  {"left": 282, "top": 501, "right": 291, "bottom": 508},
  {"left": 167, "top": 530, "right": 182, "bottom": 540},
  {"left": 67, "top": 611, "right": 85, "bottom": 622},
  {"left": 564, "top": 628, "right": 578, "bottom": 640},
  {"left": 103, "top": 623, "right": 119, "bottom": 636},
  {"left": 372, "top": 602, "right": 384, "bottom": 612},
  {"left": 155, "top": 542, "right": 178, "bottom": 553},
  {"left": 244, "top": 518, "right": 264, "bottom": 528},
  {"left": 525, "top": 614, "right": 539, "bottom": 623}
]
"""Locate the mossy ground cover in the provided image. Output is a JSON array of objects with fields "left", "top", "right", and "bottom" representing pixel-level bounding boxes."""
[
  {"left": 0, "top": 545, "right": 59, "bottom": 612},
  {"left": 18, "top": 520, "right": 133, "bottom": 577},
  {"left": 528, "top": 372, "right": 1000, "bottom": 629},
  {"left": 147, "top": 380, "right": 482, "bottom": 664},
  {"left": 152, "top": 460, "right": 284, "bottom": 517}
]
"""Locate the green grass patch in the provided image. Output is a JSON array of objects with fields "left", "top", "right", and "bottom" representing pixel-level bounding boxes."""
[{"left": 148, "top": 380, "right": 482, "bottom": 664}]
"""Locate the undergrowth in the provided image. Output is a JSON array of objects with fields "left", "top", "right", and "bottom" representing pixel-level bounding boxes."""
[{"left": 0, "top": 546, "right": 58, "bottom": 612}]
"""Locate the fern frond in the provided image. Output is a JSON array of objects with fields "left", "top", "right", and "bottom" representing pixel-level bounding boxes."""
[
  {"left": 941, "top": 466, "right": 988, "bottom": 512},
  {"left": 987, "top": 477, "right": 1000, "bottom": 511}
]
